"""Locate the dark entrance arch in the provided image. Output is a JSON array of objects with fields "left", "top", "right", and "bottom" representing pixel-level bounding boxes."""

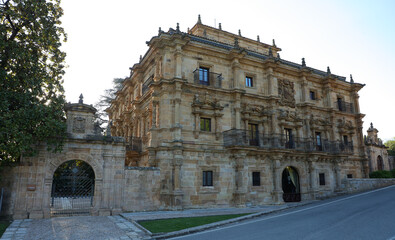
[
  {"left": 282, "top": 166, "right": 301, "bottom": 202},
  {"left": 51, "top": 160, "right": 95, "bottom": 216},
  {"left": 377, "top": 155, "right": 384, "bottom": 171}
]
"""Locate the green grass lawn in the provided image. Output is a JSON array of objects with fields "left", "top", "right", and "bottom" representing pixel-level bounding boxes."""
[
  {"left": 138, "top": 213, "right": 251, "bottom": 233},
  {"left": 0, "top": 221, "right": 11, "bottom": 237}
]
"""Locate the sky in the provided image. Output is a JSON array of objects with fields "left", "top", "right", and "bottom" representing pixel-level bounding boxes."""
[{"left": 60, "top": 0, "right": 395, "bottom": 141}]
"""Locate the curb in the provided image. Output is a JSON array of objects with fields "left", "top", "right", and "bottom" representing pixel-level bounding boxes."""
[{"left": 145, "top": 201, "right": 315, "bottom": 239}]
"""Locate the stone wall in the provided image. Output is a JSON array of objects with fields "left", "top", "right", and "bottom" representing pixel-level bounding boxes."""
[
  {"left": 122, "top": 167, "right": 161, "bottom": 212},
  {"left": 341, "top": 178, "right": 395, "bottom": 194}
]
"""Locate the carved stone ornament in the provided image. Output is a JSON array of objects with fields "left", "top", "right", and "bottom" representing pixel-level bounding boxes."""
[
  {"left": 278, "top": 109, "right": 302, "bottom": 122},
  {"left": 278, "top": 79, "right": 296, "bottom": 107},
  {"left": 241, "top": 104, "right": 266, "bottom": 116},
  {"left": 73, "top": 116, "right": 86, "bottom": 133}
]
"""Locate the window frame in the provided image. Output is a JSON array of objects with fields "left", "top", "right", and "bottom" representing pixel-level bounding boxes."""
[
  {"left": 316, "top": 132, "right": 322, "bottom": 151},
  {"left": 309, "top": 90, "right": 316, "bottom": 100},
  {"left": 319, "top": 173, "right": 326, "bottom": 186},
  {"left": 199, "top": 67, "right": 210, "bottom": 85},
  {"left": 200, "top": 117, "right": 211, "bottom": 132},
  {"left": 252, "top": 172, "right": 261, "bottom": 186},
  {"left": 203, "top": 170, "right": 213, "bottom": 186},
  {"left": 245, "top": 76, "right": 253, "bottom": 88},
  {"left": 248, "top": 123, "right": 259, "bottom": 146},
  {"left": 284, "top": 128, "right": 294, "bottom": 149}
]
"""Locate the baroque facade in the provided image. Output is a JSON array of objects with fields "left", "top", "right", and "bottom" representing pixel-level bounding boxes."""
[{"left": 108, "top": 16, "right": 368, "bottom": 207}]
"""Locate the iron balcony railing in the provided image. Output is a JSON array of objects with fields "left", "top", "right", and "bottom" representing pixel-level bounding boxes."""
[
  {"left": 126, "top": 137, "right": 142, "bottom": 152},
  {"left": 142, "top": 76, "right": 154, "bottom": 95},
  {"left": 335, "top": 101, "right": 354, "bottom": 113},
  {"left": 193, "top": 69, "right": 222, "bottom": 88},
  {"left": 223, "top": 129, "right": 354, "bottom": 154}
]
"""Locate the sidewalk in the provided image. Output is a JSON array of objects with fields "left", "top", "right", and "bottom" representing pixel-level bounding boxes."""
[{"left": 0, "top": 201, "right": 314, "bottom": 240}]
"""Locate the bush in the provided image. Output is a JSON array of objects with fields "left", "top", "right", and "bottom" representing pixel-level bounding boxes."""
[{"left": 369, "top": 170, "right": 394, "bottom": 178}]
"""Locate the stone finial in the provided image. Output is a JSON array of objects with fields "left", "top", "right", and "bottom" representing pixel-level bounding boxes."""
[
  {"left": 219, "top": 23, "right": 222, "bottom": 30},
  {"left": 203, "top": 29, "right": 207, "bottom": 37},
  {"left": 272, "top": 39, "right": 276, "bottom": 47},
  {"left": 269, "top": 47, "right": 273, "bottom": 57},
  {"left": 257, "top": 35, "right": 260, "bottom": 42},
  {"left": 197, "top": 14, "right": 202, "bottom": 24},
  {"left": 350, "top": 74, "right": 354, "bottom": 83},
  {"left": 79, "top": 94, "right": 83, "bottom": 104},
  {"left": 327, "top": 66, "right": 331, "bottom": 75},
  {"left": 140, "top": 55, "right": 142, "bottom": 62},
  {"left": 277, "top": 53, "right": 281, "bottom": 59},
  {"left": 187, "top": 27, "right": 190, "bottom": 33},
  {"left": 370, "top": 122, "right": 373, "bottom": 129},
  {"left": 302, "top": 58, "right": 306, "bottom": 67},
  {"left": 176, "top": 23, "right": 180, "bottom": 32},
  {"left": 158, "top": 27, "right": 162, "bottom": 35},
  {"left": 238, "top": 29, "right": 241, "bottom": 36},
  {"left": 234, "top": 38, "right": 239, "bottom": 48}
]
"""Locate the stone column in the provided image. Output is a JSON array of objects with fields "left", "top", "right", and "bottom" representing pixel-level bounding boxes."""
[
  {"left": 308, "top": 160, "right": 317, "bottom": 200},
  {"left": 172, "top": 150, "right": 184, "bottom": 209},
  {"left": 231, "top": 59, "right": 241, "bottom": 89},
  {"left": 267, "top": 67, "right": 274, "bottom": 96},
  {"left": 300, "top": 77, "right": 308, "bottom": 102},
  {"left": 258, "top": 122, "right": 264, "bottom": 146},
  {"left": 233, "top": 155, "right": 247, "bottom": 206},
  {"left": 152, "top": 101, "right": 158, "bottom": 128},
  {"left": 324, "top": 86, "right": 332, "bottom": 108},
  {"left": 175, "top": 45, "right": 182, "bottom": 79},
  {"left": 271, "top": 157, "right": 284, "bottom": 204},
  {"left": 234, "top": 93, "right": 241, "bottom": 129},
  {"left": 352, "top": 92, "right": 360, "bottom": 114},
  {"left": 334, "top": 160, "right": 342, "bottom": 191}
]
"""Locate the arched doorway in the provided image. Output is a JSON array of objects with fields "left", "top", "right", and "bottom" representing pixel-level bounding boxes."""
[
  {"left": 51, "top": 160, "right": 95, "bottom": 216},
  {"left": 377, "top": 156, "right": 384, "bottom": 171},
  {"left": 282, "top": 166, "right": 301, "bottom": 202}
]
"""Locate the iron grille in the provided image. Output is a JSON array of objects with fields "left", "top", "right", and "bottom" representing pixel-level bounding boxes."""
[{"left": 51, "top": 160, "right": 95, "bottom": 216}]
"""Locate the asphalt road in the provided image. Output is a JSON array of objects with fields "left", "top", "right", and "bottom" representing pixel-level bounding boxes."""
[{"left": 171, "top": 185, "right": 395, "bottom": 240}]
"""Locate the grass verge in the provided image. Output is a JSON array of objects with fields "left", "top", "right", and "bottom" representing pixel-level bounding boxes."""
[
  {"left": 138, "top": 213, "right": 251, "bottom": 233},
  {"left": 0, "top": 221, "right": 11, "bottom": 237}
]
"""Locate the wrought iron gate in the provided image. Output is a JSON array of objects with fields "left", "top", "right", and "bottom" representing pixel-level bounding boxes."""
[{"left": 51, "top": 160, "right": 95, "bottom": 216}]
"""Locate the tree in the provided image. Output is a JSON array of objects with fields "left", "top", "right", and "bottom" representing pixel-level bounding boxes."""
[
  {"left": 384, "top": 138, "right": 395, "bottom": 156},
  {"left": 94, "top": 78, "right": 124, "bottom": 128},
  {"left": 0, "top": 0, "right": 67, "bottom": 164}
]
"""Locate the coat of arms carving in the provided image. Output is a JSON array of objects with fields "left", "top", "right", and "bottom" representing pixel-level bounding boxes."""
[
  {"left": 278, "top": 79, "right": 295, "bottom": 107},
  {"left": 73, "top": 117, "right": 86, "bottom": 133}
]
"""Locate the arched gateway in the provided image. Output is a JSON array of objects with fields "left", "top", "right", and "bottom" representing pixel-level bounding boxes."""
[
  {"left": 282, "top": 166, "right": 301, "bottom": 202},
  {"left": 51, "top": 160, "right": 95, "bottom": 216}
]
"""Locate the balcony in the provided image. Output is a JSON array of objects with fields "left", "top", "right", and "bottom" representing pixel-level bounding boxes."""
[
  {"left": 126, "top": 137, "right": 142, "bottom": 152},
  {"left": 223, "top": 129, "right": 353, "bottom": 154},
  {"left": 193, "top": 69, "right": 222, "bottom": 88},
  {"left": 142, "top": 76, "right": 154, "bottom": 95},
  {"left": 335, "top": 101, "right": 354, "bottom": 113}
]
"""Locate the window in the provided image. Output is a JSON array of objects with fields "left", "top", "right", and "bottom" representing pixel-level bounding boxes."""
[
  {"left": 316, "top": 132, "right": 322, "bottom": 151},
  {"left": 246, "top": 76, "right": 253, "bottom": 87},
  {"left": 309, "top": 91, "right": 316, "bottom": 100},
  {"left": 347, "top": 174, "right": 353, "bottom": 179},
  {"left": 284, "top": 128, "right": 294, "bottom": 149},
  {"left": 199, "top": 67, "right": 209, "bottom": 85},
  {"left": 248, "top": 124, "right": 259, "bottom": 146},
  {"left": 203, "top": 171, "right": 213, "bottom": 186},
  {"left": 337, "top": 97, "right": 343, "bottom": 111},
  {"left": 200, "top": 118, "right": 211, "bottom": 132},
  {"left": 343, "top": 135, "right": 348, "bottom": 144},
  {"left": 252, "top": 172, "right": 261, "bottom": 186},
  {"left": 319, "top": 173, "right": 326, "bottom": 186}
]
